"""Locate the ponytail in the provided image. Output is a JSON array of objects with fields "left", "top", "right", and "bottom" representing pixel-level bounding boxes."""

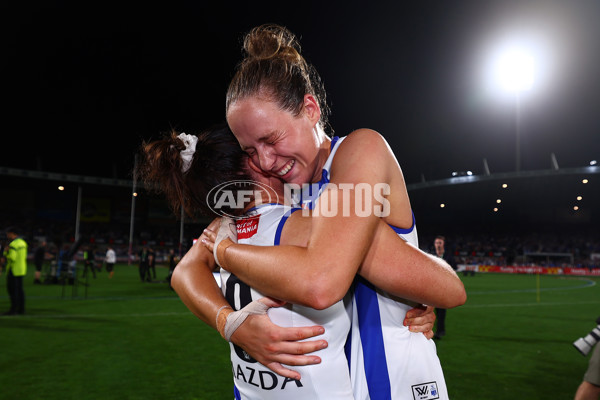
[
  {"left": 139, "top": 123, "right": 249, "bottom": 219},
  {"left": 226, "top": 24, "right": 331, "bottom": 135}
]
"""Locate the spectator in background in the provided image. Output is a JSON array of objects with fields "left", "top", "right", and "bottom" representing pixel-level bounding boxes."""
[
  {"left": 0, "top": 240, "right": 6, "bottom": 275},
  {"left": 55, "top": 244, "right": 70, "bottom": 283},
  {"left": 433, "top": 235, "right": 457, "bottom": 340},
  {"left": 83, "top": 245, "right": 97, "bottom": 279},
  {"left": 165, "top": 248, "right": 178, "bottom": 288},
  {"left": 33, "top": 240, "right": 48, "bottom": 284},
  {"left": 105, "top": 245, "right": 116, "bottom": 279},
  {"left": 168, "top": 248, "right": 178, "bottom": 275},
  {"left": 138, "top": 245, "right": 149, "bottom": 282},
  {"left": 147, "top": 246, "right": 156, "bottom": 281},
  {"left": 2, "top": 226, "right": 28, "bottom": 315}
]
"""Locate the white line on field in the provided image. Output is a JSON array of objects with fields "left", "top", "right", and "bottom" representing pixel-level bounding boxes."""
[
  {"left": 467, "top": 278, "right": 596, "bottom": 295},
  {"left": 2, "top": 312, "right": 192, "bottom": 319},
  {"left": 463, "top": 300, "right": 600, "bottom": 308}
]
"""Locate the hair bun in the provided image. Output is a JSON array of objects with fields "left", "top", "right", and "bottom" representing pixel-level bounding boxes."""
[{"left": 244, "top": 23, "right": 302, "bottom": 64}]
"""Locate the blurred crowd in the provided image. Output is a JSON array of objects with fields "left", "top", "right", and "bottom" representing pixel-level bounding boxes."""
[
  {"left": 0, "top": 218, "right": 196, "bottom": 285},
  {"left": 3, "top": 218, "right": 600, "bottom": 275},
  {"left": 422, "top": 231, "right": 600, "bottom": 269}
]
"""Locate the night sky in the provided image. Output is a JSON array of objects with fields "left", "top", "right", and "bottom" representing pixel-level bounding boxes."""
[{"left": 3, "top": 0, "right": 599, "bottom": 185}]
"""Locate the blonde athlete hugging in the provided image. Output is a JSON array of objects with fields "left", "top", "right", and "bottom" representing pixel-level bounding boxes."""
[
  {"left": 199, "top": 24, "right": 465, "bottom": 399},
  {"left": 141, "top": 125, "right": 465, "bottom": 400}
]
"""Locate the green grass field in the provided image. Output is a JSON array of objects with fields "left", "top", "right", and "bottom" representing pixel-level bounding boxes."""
[{"left": 1, "top": 265, "right": 599, "bottom": 399}]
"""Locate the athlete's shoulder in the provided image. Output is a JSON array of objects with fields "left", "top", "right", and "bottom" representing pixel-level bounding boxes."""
[
  {"left": 327, "top": 131, "right": 392, "bottom": 185},
  {"left": 333, "top": 129, "right": 392, "bottom": 172},
  {"left": 339, "top": 129, "right": 391, "bottom": 155}
]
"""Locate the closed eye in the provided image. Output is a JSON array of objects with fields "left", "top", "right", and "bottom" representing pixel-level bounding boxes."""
[{"left": 265, "top": 131, "right": 283, "bottom": 145}]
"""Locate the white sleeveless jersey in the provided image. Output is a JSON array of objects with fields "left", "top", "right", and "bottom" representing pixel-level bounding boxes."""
[
  {"left": 220, "top": 203, "right": 354, "bottom": 400},
  {"left": 302, "top": 136, "right": 449, "bottom": 400}
]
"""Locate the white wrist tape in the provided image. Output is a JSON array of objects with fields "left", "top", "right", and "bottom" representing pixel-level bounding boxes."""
[
  {"left": 213, "top": 217, "right": 238, "bottom": 268},
  {"left": 223, "top": 300, "right": 270, "bottom": 342}
]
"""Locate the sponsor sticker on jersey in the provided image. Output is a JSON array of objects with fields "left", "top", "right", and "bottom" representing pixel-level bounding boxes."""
[
  {"left": 237, "top": 215, "right": 260, "bottom": 240},
  {"left": 411, "top": 381, "right": 439, "bottom": 400}
]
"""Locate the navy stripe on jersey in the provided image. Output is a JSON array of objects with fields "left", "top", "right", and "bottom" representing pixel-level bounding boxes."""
[
  {"left": 387, "top": 212, "right": 416, "bottom": 235},
  {"left": 316, "top": 136, "right": 339, "bottom": 186},
  {"left": 274, "top": 208, "right": 302, "bottom": 245},
  {"left": 355, "top": 277, "right": 392, "bottom": 399},
  {"left": 301, "top": 169, "right": 330, "bottom": 210}
]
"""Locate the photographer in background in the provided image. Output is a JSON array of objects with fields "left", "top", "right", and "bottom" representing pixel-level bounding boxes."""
[{"left": 575, "top": 333, "right": 600, "bottom": 399}]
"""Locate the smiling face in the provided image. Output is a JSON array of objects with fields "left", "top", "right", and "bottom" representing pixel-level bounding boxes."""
[{"left": 227, "top": 93, "right": 329, "bottom": 186}]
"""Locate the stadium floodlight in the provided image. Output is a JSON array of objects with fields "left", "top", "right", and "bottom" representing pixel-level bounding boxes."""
[
  {"left": 484, "top": 36, "right": 545, "bottom": 173},
  {"left": 485, "top": 38, "right": 540, "bottom": 96},
  {"left": 496, "top": 47, "right": 535, "bottom": 93},
  {"left": 496, "top": 45, "right": 535, "bottom": 172}
]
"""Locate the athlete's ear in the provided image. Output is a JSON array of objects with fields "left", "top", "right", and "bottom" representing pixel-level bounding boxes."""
[{"left": 303, "top": 94, "right": 321, "bottom": 125}]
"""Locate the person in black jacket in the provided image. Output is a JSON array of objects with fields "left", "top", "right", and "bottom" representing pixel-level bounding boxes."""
[
  {"left": 33, "top": 240, "right": 48, "bottom": 284},
  {"left": 433, "top": 235, "right": 457, "bottom": 340},
  {"left": 138, "top": 246, "right": 150, "bottom": 282},
  {"left": 83, "top": 245, "right": 97, "bottom": 279}
]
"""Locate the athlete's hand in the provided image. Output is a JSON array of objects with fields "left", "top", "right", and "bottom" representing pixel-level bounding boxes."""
[
  {"left": 201, "top": 228, "right": 231, "bottom": 270},
  {"left": 404, "top": 305, "right": 436, "bottom": 340},
  {"left": 230, "top": 297, "right": 328, "bottom": 380},
  {"left": 200, "top": 228, "right": 216, "bottom": 252},
  {"left": 201, "top": 217, "right": 237, "bottom": 268}
]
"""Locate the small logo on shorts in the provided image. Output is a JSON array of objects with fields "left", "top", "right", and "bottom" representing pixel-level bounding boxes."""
[{"left": 412, "top": 381, "right": 439, "bottom": 400}]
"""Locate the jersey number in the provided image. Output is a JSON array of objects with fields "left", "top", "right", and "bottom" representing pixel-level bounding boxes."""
[{"left": 224, "top": 273, "right": 257, "bottom": 363}]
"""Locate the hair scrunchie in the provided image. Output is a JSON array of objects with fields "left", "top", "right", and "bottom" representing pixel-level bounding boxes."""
[{"left": 177, "top": 133, "right": 198, "bottom": 173}]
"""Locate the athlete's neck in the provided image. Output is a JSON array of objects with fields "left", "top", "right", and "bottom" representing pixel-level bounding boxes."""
[{"left": 310, "top": 132, "right": 332, "bottom": 183}]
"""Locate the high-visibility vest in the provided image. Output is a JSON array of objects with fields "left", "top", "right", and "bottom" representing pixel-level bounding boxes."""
[{"left": 5, "top": 238, "right": 28, "bottom": 276}]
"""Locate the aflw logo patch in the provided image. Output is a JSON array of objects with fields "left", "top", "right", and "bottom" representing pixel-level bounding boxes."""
[
  {"left": 411, "top": 381, "right": 439, "bottom": 400},
  {"left": 237, "top": 215, "right": 260, "bottom": 240}
]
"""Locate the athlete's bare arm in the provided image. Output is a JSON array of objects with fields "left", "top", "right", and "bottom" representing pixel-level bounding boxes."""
[
  {"left": 278, "top": 212, "right": 465, "bottom": 309},
  {"left": 203, "top": 130, "right": 463, "bottom": 310},
  {"left": 171, "top": 218, "right": 326, "bottom": 380}
]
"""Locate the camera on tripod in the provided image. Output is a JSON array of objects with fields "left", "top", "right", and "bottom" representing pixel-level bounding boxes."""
[{"left": 574, "top": 316, "right": 600, "bottom": 356}]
